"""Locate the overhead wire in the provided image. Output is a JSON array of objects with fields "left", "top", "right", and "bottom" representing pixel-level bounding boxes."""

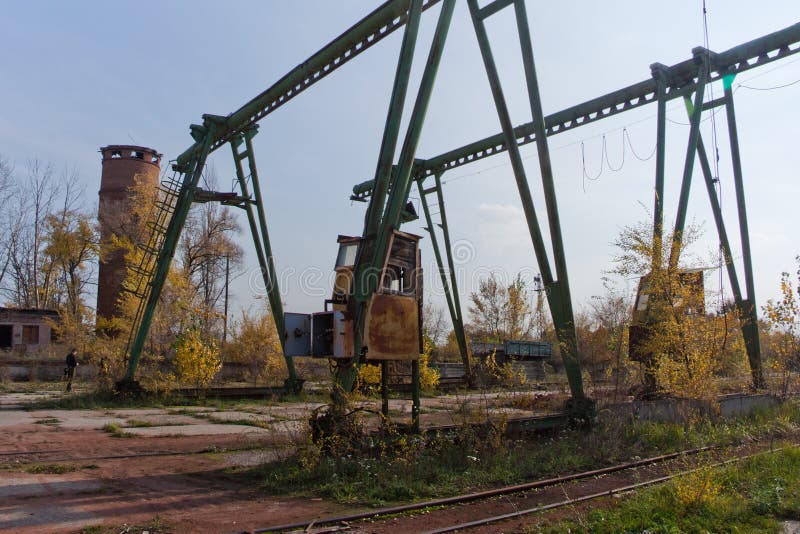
[{"left": 434, "top": 40, "right": 799, "bottom": 190}]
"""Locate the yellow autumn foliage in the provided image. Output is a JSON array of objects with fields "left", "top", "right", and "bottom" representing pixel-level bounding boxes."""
[
  {"left": 174, "top": 329, "right": 221, "bottom": 389},
  {"left": 356, "top": 338, "right": 440, "bottom": 392}
]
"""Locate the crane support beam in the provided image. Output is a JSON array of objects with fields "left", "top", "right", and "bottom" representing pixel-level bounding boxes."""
[
  {"left": 175, "top": 0, "right": 442, "bottom": 168},
  {"left": 417, "top": 22, "right": 800, "bottom": 179}
]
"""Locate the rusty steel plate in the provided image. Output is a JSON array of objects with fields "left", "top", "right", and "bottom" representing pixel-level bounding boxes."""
[{"left": 364, "top": 293, "right": 419, "bottom": 360}]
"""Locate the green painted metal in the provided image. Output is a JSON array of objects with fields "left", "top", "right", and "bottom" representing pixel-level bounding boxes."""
[
  {"left": 433, "top": 172, "right": 470, "bottom": 374},
  {"left": 467, "top": 0, "right": 586, "bottom": 402},
  {"left": 513, "top": 0, "right": 585, "bottom": 404},
  {"left": 360, "top": 0, "right": 424, "bottom": 259},
  {"left": 650, "top": 65, "right": 668, "bottom": 268},
  {"left": 230, "top": 128, "right": 299, "bottom": 386},
  {"left": 693, "top": 124, "right": 766, "bottom": 388},
  {"left": 175, "top": 0, "right": 442, "bottom": 167},
  {"left": 723, "top": 86, "right": 765, "bottom": 389},
  {"left": 123, "top": 123, "right": 216, "bottom": 384},
  {"left": 411, "top": 359, "right": 420, "bottom": 431},
  {"left": 668, "top": 58, "right": 709, "bottom": 272},
  {"left": 339, "top": 0, "right": 456, "bottom": 394},
  {"left": 694, "top": 133, "right": 745, "bottom": 308},
  {"left": 381, "top": 360, "right": 389, "bottom": 417},
  {"left": 335, "top": 0, "right": 426, "bottom": 396},
  {"left": 418, "top": 23, "right": 800, "bottom": 180},
  {"left": 416, "top": 174, "right": 470, "bottom": 375}
]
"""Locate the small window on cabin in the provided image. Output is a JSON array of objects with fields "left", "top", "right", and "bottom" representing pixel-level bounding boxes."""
[
  {"left": 131, "top": 151, "right": 144, "bottom": 159},
  {"left": 336, "top": 243, "right": 358, "bottom": 268},
  {"left": 151, "top": 154, "right": 159, "bottom": 163},
  {"left": 22, "top": 325, "right": 39, "bottom": 344},
  {"left": 111, "top": 150, "right": 122, "bottom": 158}
]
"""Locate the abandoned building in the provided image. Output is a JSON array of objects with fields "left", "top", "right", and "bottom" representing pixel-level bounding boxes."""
[{"left": 0, "top": 308, "right": 59, "bottom": 353}]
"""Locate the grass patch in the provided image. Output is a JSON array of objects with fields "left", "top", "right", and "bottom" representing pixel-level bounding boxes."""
[
  {"left": 536, "top": 447, "right": 800, "bottom": 533},
  {"left": 236, "top": 400, "right": 800, "bottom": 506},
  {"left": 206, "top": 415, "right": 273, "bottom": 429},
  {"left": 80, "top": 515, "right": 171, "bottom": 533},
  {"left": 24, "top": 387, "right": 327, "bottom": 411},
  {"left": 125, "top": 419, "right": 154, "bottom": 428},
  {"left": 25, "top": 463, "right": 77, "bottom": 474},
  {"left": 33, "top": 417, "right": 61, "bottom": 425},
  {"left": 102, "top": 422, "right": 133, "bottom": 438}
]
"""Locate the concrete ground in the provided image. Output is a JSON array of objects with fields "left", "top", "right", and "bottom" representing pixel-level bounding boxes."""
[{"left": 0, "top": 386, "right": 563, "bottom": 533}]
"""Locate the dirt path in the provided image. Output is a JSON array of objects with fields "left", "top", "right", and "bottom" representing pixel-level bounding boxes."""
[{"left": 0, "top": 408, "right": 349, "bottom": 533}]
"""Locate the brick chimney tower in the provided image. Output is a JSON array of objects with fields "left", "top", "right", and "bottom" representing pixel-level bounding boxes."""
[{"left": 97, "top": 145, "right": 162, "bottom": 328}]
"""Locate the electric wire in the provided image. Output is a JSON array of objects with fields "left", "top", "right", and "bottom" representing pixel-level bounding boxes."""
[
  {"left": 433, "top": 43, "right": 799, "bottom": 189},
  {"left": 737, "top": 78, "right": 800, "bottom": 91}
]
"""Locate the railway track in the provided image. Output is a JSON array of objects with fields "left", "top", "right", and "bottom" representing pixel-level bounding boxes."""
[{"left": 245, "top": 443, "right": 792, "bottom": 534}]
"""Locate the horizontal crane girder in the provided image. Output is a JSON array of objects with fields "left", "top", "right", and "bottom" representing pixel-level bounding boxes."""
[{"left": 418, "top": 22, "right": 800, "bottom": 179}]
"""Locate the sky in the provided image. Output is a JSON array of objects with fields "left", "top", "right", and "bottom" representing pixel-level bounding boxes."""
[{"left": 1, "top": 1, "right": 798, "bottom": 325}]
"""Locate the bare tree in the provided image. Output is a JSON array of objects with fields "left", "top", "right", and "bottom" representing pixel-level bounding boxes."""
[
  {"left": 422, "top": 302, "right": 447, "bottom": 346},
  {"left": 179, "top": 168, "right": 243, "bottom": 336}
]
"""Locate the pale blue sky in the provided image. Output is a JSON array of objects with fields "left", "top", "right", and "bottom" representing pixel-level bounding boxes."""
[{"left": 1, "top": 1, "right": 798, "bottom": 320}]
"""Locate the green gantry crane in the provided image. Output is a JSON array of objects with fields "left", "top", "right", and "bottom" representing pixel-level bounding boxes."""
[{"left": 117, "top": 0, "right": 800, "bottom": 422}]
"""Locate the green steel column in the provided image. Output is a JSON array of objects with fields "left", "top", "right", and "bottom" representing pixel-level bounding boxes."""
[
  {"left": 340, "top": 0, "right": 456, "bottom": 394},
  {"left": 650, "top": 65, "right": 669, "bottom": 268},
  {"left": 381, "top": 360, "right": 389, "bottom": 418},
  {"left": 694, "top": 131, "right": 745, "bottom": 306},
  {"left": 513, "top": 0, "right": 584, "bottom": 403},
  {"left": 241, "top": 133, "right": 299, "bottom": 386},
  {"left": 466, "top": 0, "right": 553, "bottom": 287},
  {"left": 361, "top": 0, "right": 424, "bottom": 246},
  {"left": 339, "top": 0, "right": 423, "bottom": 400},
  {"left": 433, "top": 173, "right": 470, "bottom": 374},
  {"left": 467, "top": 0, "right": 586, "bottom": 403},
  {"left": 723, "top": 85, "right": 765, "bottom": 389},
  {"left": 411, "top": 359, "right": 420, "bottom": 432},
  {"left": 416, "top": 177, "right": 470, "bottom": 373},
  {"left": 668, "top": 60, "right": 709, "bottom": 271},
  {"left": 123, "top": 125, "right": 216, "bottom": 383},
  {"left": 373, "top": 0, "right": 456, "bottom": 266},
  {"left": 230, "top": 132, "right": 299, "bottom": 386}
]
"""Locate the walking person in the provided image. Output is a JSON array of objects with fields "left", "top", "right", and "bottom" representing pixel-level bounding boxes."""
[{"left": 65, "top": 348, "right": 78, "bottom": 392}]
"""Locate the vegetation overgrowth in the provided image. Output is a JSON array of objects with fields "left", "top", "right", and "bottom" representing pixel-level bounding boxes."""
[
  {"left": 234, "top": 400, "right": 800, "bottom": 506},
  {"left": 537, "top": 446, "right": 800, "bottom": 533}
]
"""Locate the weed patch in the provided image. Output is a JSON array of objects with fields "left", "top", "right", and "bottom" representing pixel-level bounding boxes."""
[
  {"left": 102, "top": 423, "right": 133, "bottom": 438},
  {"left": 239, "top": 400, "right": 800, "bottom": 507},
  {"left": 536, "top": 447, "right": 800, "bottom": 533},
  {"left": 25, "top": 463, "right": 77, "bottom": 474},
  {"left": 33, "top": 417, "right": 61, "bottom": 425}
]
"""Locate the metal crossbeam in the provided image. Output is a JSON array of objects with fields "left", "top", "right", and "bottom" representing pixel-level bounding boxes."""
[
  {"left": 417, "top": 22, "right": 800, "bottom": 179},
  {"left": 175, "top": 0, "right": 442, "bottom": 168}
]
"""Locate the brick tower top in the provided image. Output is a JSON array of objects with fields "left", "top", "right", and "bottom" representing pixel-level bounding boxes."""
[{"left": 99, "top": 145, "right": 162, "bottom": 195}]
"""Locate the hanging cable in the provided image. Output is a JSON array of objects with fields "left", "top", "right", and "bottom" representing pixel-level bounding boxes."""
[
  {"left": 737, "top": 78, "right": 800, "bottom": 91},
  {"left": 623, "top": 128, "right": 657, "bottom": 161}
]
